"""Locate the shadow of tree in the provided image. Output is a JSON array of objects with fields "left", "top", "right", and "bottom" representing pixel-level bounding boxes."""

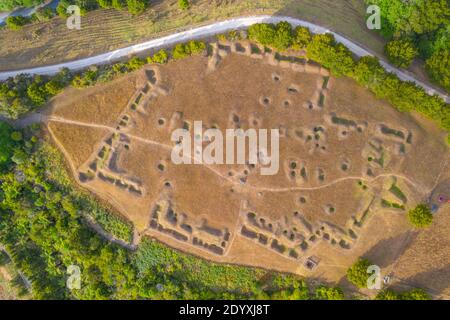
[
  {"left": 390, "top": 265, "right": 450, "bottom": 298},
  {"left": 361, "top": 231, "right": 418, "bottom": 269}
]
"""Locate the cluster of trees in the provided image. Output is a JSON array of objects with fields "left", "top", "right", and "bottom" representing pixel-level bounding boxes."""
[
  {"left": 3, "top": 0, "right": 151, "bottom": 29},
  {"left": 245, "top": 22, "right": 450, "bottom": 136},
  {"left": 55, "top": 0, "right": 149, "bottom": 17},
  {"left": 407, "top": 204, "right": 433, "bottom": 228},
  {"left": 248, "top": 21, "right": 312, "bottom": 51},
  {"left": 346, "top": 258, "right": 372, "bottom": 289},
  {"left": 376, "top": 289, "right": 430, "bottom": 300},
  {"left": 0, "top": 0, "right": 43, "bottom": 11},
  {"left": 4, "top": 7, "right": 54, "bottom": 30},
  {"left": 366, "top": 0, "right": 450, "bottom": 92},
  {"left": 0, "top": 41, "right": 205, "bottom": 119},
  {"left": 0, "top": 69, "right": 71, "bottom": 119},
  {"left": 0, "top": 125, "right": 323, "bottom": 299}
]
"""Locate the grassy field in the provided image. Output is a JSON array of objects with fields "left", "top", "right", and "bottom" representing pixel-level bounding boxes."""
[{"left": 0, "top": 0, "right": 384, "bottom": 71}]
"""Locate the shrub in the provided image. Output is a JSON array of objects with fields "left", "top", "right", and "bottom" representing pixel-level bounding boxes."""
[
  {"left": 307, "top": 33, "right": 355, "bottom": 77},
  {"left": 6, "top": 16, "right": 31, "bottom": 30},
  {"left": 376, "top": 290, "right": 399, "bottom": 300},
  {"left": 248, "top": 23, "right": 276, "bottom": 46},
  {"left": 292, "top": 26, "right": 312, "bottom": 49},
  {"left": 426, "top": 49, "right": 450, "bottom": 92},
  {"left": 178, "top": 0, "right": 189, "bottom": 10},
  {"left": 385, "top": 39, "right": 418, "bottom": 68},
  {"left": 400, "top": 288, "right": 430, "bottom": 300},
  {"left": 188, "top": 40, "right": 206, "bottom": 54},
  {"left": 126, "top": 0, "right": 147, "bottom": 15},
  {"left": 97, "top": 0, "right": 112, "bottom": 8},
  {"left": 315, "top": 286, "right": 344, "bottom": 300},
  {"left": 111, "top": 0, "right": 125, "bottom": 9},
  {"left": 346, "top": 258, "right": 372, "bottom": 288},
  {"left": 0, "top": 122, "right": 15, "bottom": 170},
  {"left": 33, "top": 8, "right": 55, "bottom": 22},
  {"left": 172, "top": 43, "right": 190, "bottom": 60},
  {"left": 148, "top": 49, "right": 169, "bottom": 64},
  {"left": 10, "top": 131, "right": 23, "bottom": 142},
  {"left": 126, "top": 56, "right": 145, "bottom": 71},
  {"left": 272, "top": 21, "right": 293, "bottom": 51},
  {"left": 407, "top": 204, "right": 433, "bottom": 228}
]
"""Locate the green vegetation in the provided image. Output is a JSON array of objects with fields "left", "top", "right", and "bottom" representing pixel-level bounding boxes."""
[
  {"left": 315, "top": 286, "right": 345, "bottom": 300},
  {"left": 365, "top": 0, "right": 450, "bottom": 92},
  {"left": 381, "top": 199, "right": 405, "bottom": 210},
  {"left": 178, "top": 0, "right": 189, "bottom": 10},
  {"left": 0, "top": 122, "right": 15, "bottom": 170},
  {"left": 5, "top": 15, "right": 31, "bottom": 30},
  {"left": 147, "top": 49, "right": 169, "bottom": 64},
  {"left": 0, "top": 0, "right": 43, "bottom": 11},
  {"left": 0, "top": 122, "right": 318, "bottom": 299},
  {"left": 171, "top": 40, "right": 206, "bottom": 59},
  {"left": 426, "top": 49, "right": 450, "bottom": 92},
  {"left": 125, "top": 0, "right": 147, "bottom": 15},
  {"left": 346, "top": 258, "right": 372, "bottom": 288},
  {"left": 376, "top": 288, "right": 431, "bottom": 300},
  {"left": 407, "top": 204, "right": 433, "bottom": 228},
  {"left": 384, "top": 39, "right": 418, "bottom": 68}
]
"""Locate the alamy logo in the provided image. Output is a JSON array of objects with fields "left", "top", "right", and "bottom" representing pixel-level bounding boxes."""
[
  {"left": 367, "top": 264, "right": 382, "bottom": 290},
  {"left": 366, "top": 5, "right": 381, "bottom": 30},
  {"left": 171, "top": 121, "right": 280, "bottom": 175},
  {"left": 66, "top": 5, "right": 81, "bottom": 30}
]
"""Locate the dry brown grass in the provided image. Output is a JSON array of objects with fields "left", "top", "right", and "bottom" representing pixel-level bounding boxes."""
[
  {"left": 46, "top": 48, "right": 449, "bottom": 287},
  {"left": 0, "top": 0, "right": 387, "bottom": 71}
]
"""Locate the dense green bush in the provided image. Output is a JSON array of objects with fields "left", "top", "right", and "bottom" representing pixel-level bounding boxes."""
[
  {"left": 376, "top": 288, "right": 431, "bottom": 300},
  {"left": 407, "top": 204, "right": 433, "bottom": 228},
  {"left": 147, "top": 49, "right": 169, "bottom": 64},
  {"left": 178, "top": 0, "right": 189, "bottom": 10},
  {"left": 0, "top": 122, "right": 15, "bottom": 171},
  {"left": 426, "top": 49, "right": 450, "bottom": 92},
  {"left": 292, "top": 26, "right": 312, "bottom": 49},
  {"left": 125, "top": 0, "right": 147, "bottom": 15},
  {"left": 346, "top": 258, "right": 372, "bottom": 288},
  {"left": 384, "top": 39, "right": 418, "bottom": 68},
  {"left": 315, "top": 286, "right": 345, "bottom": 300},
  {"left": 248, "top": 22, "right": 295, "bottom": 51},
  {"left": 306, "top": 33, "right": 355, "bottom": 77},
  {"left": 172, "top": 41, "right": 206, "bottom": 59},
  {"left": 32, "top": 7, "right": 55, "bottom": 22},
  {"left": 0, "top": 0, "right": 44, "bottom": 11},
  {"left": 5, "top": 15, "right": 31, "bottom": 30}
]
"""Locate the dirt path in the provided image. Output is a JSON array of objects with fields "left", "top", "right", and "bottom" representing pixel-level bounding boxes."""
[
  {"left": 43, "top": 115, "right": 425, "bottom": 196},
  {"left": 0, "top": 15, "right": 448, "bottom": 102}
]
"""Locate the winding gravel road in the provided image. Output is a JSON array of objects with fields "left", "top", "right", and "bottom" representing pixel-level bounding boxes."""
[{"left": 0, "top": 15, "right": 448, "bottom": 102}]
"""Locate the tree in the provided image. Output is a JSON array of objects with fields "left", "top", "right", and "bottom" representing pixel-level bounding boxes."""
[
  {"left": 148, "top": 49, "right": 169, "bottom": 64},
  {"left": 400, "top": 288, "right": 430, "bottom": 300},
  {"left": 0, "top": 122, "right": 15, "bottom": 170},
  {"left": 426, "top": 49, "right": 450, "bottom": 92},
  {"left": 126, "top": 0, "right": 147, "bottom": 15},
  {"left": 178, "top": 0, "right": 189, "bottom": 10},
  {"left": 376, "top": 290, "right": 399, "bottom": 300},
  {"left": 5, "top": 16, "right": 31, "bottom": 30},
  {"left": 307, "top": 33, "right": 355, "bottom": 77},
  {"left": 292, "top": 26, "right": 312, "bottom": 49},
  {"left": 111, "top": 0, "right": 125, "bottom": 9},
  {"left": 346, "top": 258, "right": 372, "bottom": 288},
  {"left": 248, "top": 23, "right": 276, "bottom": 47},
  {"left": 385, "top": 39, "right": 418, "bottom": 68},
  {"left": 315, "top": 286, "right": 344, "bottom": 300},
  {"left": 272, "top": 21, "right": 293, "bottom": 51},
  {"left": 97, "top": 0, "right": 112, "bottom": 8},
  {"left": 408, "top": 204, "right": 433, "bottom": 228}
]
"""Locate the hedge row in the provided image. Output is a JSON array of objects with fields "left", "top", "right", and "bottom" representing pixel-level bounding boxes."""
[{"left": 0, "top": 41, "right": 206, "bottom": 119}]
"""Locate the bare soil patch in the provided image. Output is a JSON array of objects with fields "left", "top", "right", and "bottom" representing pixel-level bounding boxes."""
[{"left": 46, "top": 42, "right": 450, "bottom": 286}]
